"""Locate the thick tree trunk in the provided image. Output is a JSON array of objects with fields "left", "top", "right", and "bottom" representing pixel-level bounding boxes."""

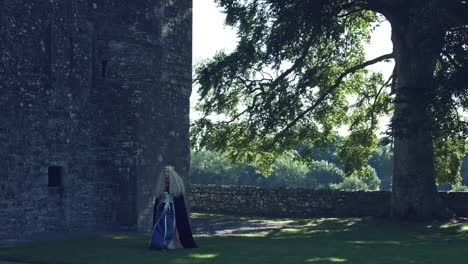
[{"left": 389, "top": 7, "right": 449, "bottom": 221}]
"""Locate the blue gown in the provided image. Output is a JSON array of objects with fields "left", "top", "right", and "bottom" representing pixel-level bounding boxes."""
[
  {"left": 148, "top": 191, "right": 197, "bottom": 249},
  {"left": 149, "top": 192, "right": 175, "bottom": 249}
]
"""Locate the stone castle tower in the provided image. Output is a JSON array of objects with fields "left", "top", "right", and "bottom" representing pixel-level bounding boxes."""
[{"left": 0, "top": 0, "right": 192, "bottom": 239}]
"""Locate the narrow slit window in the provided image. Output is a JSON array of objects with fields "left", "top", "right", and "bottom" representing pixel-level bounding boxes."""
[
  {"left": 48, "top": 166, "right": 63, "bottom": 187},
  {"left": 101, "top": 60, "right": 108, "bottom": 77}
]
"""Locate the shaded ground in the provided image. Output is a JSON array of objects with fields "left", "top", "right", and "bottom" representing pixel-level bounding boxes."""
[
  {"left": 0, "top": 213, "right": 289, "bottom": 264},
  {"left": 0, "top": 213, "right": 288, "bottom": 246},
  {"left": 2, "top": 213, "right": 468, "bottom": 243},
  {"left": 191, "top": 213, "right": 291, "bottom": 236},
  {"left": 1, "top": 214, "right": 467, "bottom": 264}
]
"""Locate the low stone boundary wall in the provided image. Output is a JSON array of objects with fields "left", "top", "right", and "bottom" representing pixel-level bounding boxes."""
[{"left": 190, "top": 184, "right": 468, "bottom": 218}]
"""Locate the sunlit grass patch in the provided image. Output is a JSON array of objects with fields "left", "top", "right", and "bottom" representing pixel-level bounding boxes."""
[
  {"left": 110, "top": 235, "right": 131, "bottom": 240},
  {"left": 191, "top": 212, "right": 256, "bottom": 221},
  {"left": 279, "top": 227, "right": 303, "bottom": 233},
  {"left": 460, "top": 225, "right": 468, "bottom": 232},
  {"left": 348, "top": 240, "right": 401, "bottom": 245},
  {"left": 236, "top": 231, "right": 272, "bottom": 238},
  {"left": 246, "top": 219, "right": 294, "bottom": 225},
  {"left": 189, "top": 253, "right": 219, "bottom": 259},
  {"left": 306, "top": 257, "right": 347, "bottom": 262},
  {"left": 429, "top": 218, "right": 468, "bottom": 234}
]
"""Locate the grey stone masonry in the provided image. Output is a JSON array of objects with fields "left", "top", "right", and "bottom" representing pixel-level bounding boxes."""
[
  {"left": 0, "top": 0, "right": 192, "bottom": 240},
  {"left": 191, "top": 184, "right": 468, "bottom": 218}
]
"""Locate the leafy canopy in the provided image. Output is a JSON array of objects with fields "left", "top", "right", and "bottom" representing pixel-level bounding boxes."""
[{"left": 192, "top": 0, "right": 467, "bottom": 182}]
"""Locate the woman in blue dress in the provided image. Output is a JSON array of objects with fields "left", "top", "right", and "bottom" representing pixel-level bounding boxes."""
[{"left": 149, "top": 166, "right": 197, "bottom": 250}]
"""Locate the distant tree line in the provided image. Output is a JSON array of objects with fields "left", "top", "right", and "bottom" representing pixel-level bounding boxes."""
[{"left": 191, "top": 140, "right": 468, "bottom": 192}]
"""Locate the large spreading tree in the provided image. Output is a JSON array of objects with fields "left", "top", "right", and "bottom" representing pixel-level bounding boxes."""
[{"left": 192, "top": 0, "right": 468, "bottom": 220}]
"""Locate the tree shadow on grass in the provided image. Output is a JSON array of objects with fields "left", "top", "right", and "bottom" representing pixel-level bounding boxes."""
[
  {"left": 190, "top": 214, "right": 468, "bottom": 264},
  {"left": 191, "top": 217, "right": 289, "bottom": 236},
  {"left": 1, "top": 215, "right": 468, "bottom": 264}
]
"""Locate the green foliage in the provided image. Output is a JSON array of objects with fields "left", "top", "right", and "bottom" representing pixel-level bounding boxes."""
[
  {"left": 337, "top": 129, "right": 379, "bottom": 175},
  {"left": 330, "top": 165, "right": 380, "bottom": 191},
  {"left": 431, "top": 25, "right": 468, "bottom": 139},
  {"left": 461, "top": 154, "right": 468, "bottom": 185},
  {"left": 191, "top": 149, "right": 236, "bottom": 185},
  {"left": 429, "top": 23, "right": 468, "bottom": 185},
  {"left": 296, "top": 138, "right": 343, "bottom": 167},
  {"left": 191, "top": 0, "right": 389, "bottom": 173},
  {"left": 433, "top": 136, "right": 466, "bottom": 184},
  {"left": 300, "top": 138, "right": 394, "bottom": 190},
  {"left": 305, "top": 160, "right": 345, "bottom": 189},
  {"left": 450, "top": 184, "right": 468, "bottom": 192},
  {"left": 191, "top": 2, "right": 468, "bottom": 208},
  {"left": 231, "top": 163, "right": 266, "bottom": 186},
  {"left": 359, "top": 166, "right": 382, "bottom": 190},
  {"left": 191, "top": 148, "right": 390, "bottom": 191},
  {"left": 265, "top": 150, "right": 309, "bottom": 188},
  {"left": 331, "top": 176, "right": 368, "bottom": 191},
  {"left": 191, "top": 143, "right": 467, "bottom": 191},
  {"left": 369, "top": 145, "right": 393, "bottom": 190}
]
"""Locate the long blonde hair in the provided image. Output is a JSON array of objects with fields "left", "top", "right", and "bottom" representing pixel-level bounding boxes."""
[{"left": 155, "top": 166, "right": 186, "bottom": 197}]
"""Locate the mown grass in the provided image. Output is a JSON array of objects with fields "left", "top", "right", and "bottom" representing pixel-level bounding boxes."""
[{"left": 1, "top": 213, "right": 467, "bottom": 264}]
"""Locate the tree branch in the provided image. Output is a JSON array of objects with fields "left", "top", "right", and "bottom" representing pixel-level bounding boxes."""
[
  {"left": 368, "top": 73, "right": 393, "bottom": 128},
  {"left": 338, "top": 7, "right": 365, "bottom": 18},
  {"left": 390, "top": 64, "right": 397, "bottom": 95},
  {"left": 271, "top": 53, "right": 395, "bottom": 146},
  {"left": 269, "top": 37, "right": 315, "bottom": 88},
  {"left": 357, "top": 0, "right": 407, "bottom": 18}
]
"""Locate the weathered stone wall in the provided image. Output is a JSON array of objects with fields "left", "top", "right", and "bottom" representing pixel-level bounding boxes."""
[
  {"left": 0, "top": 0, "right": 191, "bottom": 240},
  {"left": 191, "top": 184, "right": 468, "bottom": 218},
  {"left": 136, "top": 0, "right": 192, "bottom": 232}
]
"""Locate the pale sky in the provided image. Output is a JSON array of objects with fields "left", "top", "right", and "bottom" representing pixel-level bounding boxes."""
[{"left": 192, "top": 0, "right": 394, "bottom": 135}]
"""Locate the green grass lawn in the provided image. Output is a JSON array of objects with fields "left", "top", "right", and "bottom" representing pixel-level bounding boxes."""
[{"left": 1, "top": 213, "right": 467, "bottom": 264}]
